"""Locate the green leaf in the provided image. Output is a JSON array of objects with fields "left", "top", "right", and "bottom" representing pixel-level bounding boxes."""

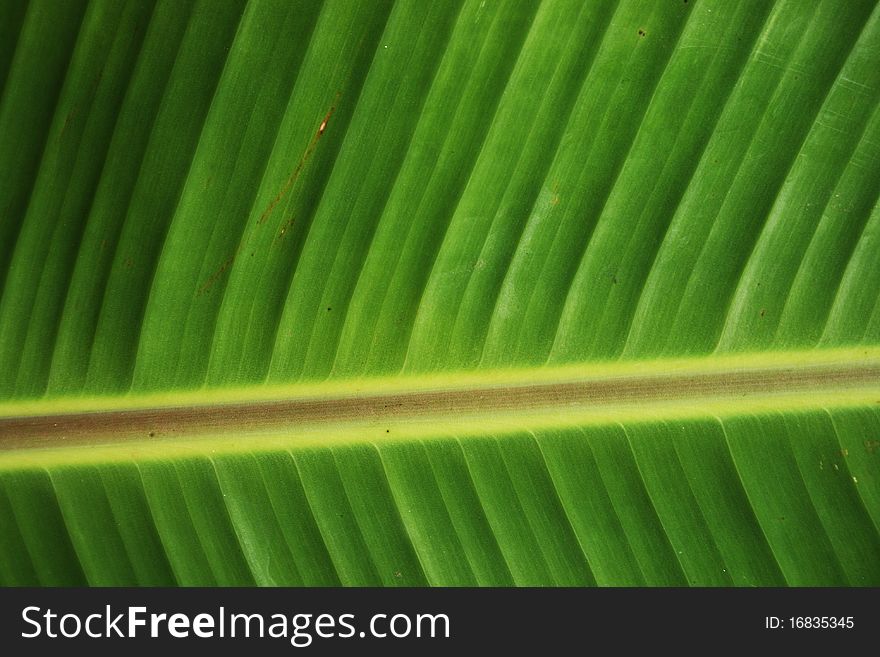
[{"left": 0, "top": 0, "right": 878, "bottom": 586}]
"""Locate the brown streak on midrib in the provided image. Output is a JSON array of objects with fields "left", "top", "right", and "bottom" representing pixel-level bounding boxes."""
[{"left": 1, "top": 360, "right": 878, "bottom": 451}]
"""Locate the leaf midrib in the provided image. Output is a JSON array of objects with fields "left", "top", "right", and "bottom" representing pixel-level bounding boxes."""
[{"left": 1, "top": 347, "right": 877, "bottom": 456}]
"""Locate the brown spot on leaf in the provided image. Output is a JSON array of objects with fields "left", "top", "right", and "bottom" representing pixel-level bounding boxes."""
[
  {"left": 197, "top": 253, "right": 235, "bottom": 296},
  {"left": 258, "top": 95, "right": 340, "bottom": 226},
  {"left": 58, "top": 71, "right": 103, "bottom": 143}
]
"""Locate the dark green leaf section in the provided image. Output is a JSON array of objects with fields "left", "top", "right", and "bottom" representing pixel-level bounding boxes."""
[
  {"left": 0, "top": 469, "right": 86, "bottom": 585},
  {"left": 0, "top": 0, "right": 89, "bottom": 305},
  {"left": 4, "top": 0, "right": 158, "bottom": 399},
  {"left": 0, "top": 0, "right": 28, "bottom": 94},
  {"left": 3, "top": 408, "right": 877, "bottom": 586}
]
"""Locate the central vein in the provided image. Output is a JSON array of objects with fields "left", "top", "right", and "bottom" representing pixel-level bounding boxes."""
[{"left": 1, "top": 347, "right": 877, "bottom": 464}]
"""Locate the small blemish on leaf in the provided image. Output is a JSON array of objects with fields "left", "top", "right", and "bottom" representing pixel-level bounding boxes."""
[{"left": 638, "top": 29, "right": 646, "bottom": 37}]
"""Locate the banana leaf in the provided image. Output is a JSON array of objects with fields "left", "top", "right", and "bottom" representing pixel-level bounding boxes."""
[{"left": 0, "top": 0, "right": 878, "bottom": 586}]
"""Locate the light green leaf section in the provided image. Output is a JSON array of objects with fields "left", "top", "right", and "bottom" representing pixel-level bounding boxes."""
[{"left": 0, "top": 0, "right": 878, "bottom": 586}]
